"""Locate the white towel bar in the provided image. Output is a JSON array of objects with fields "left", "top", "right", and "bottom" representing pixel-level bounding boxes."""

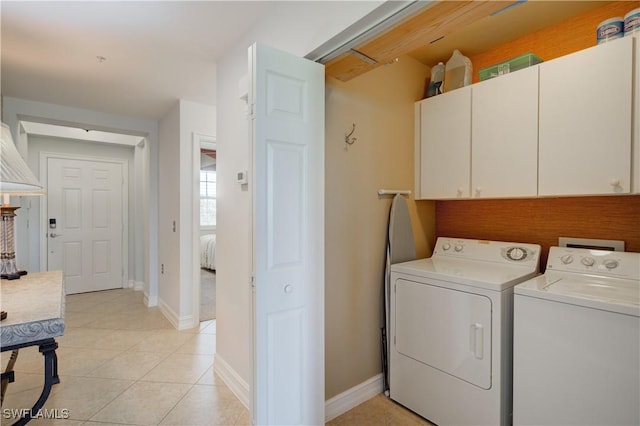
[{"left": 378, "top": 189, "right": 411, "bottom": 196}]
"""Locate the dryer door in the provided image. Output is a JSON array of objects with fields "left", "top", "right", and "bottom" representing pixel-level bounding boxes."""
[{"left": 395, "top": 279, "right": 492, "bottom": 389}]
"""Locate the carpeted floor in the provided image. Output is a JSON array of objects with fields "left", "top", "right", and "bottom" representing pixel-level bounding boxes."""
[{"left": 200, "top": 268, "right": 216, "bottom": 321}]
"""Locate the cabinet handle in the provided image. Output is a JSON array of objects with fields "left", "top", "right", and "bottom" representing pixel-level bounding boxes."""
[
  {"left": 610, "top": 179, "right": 621, "bottom": 187},
  {"left": 457, "top": 187, "right": 464, "bottom": 197},
  {"left": 475, "top": 186, "right": 483, "bottom": 196}
]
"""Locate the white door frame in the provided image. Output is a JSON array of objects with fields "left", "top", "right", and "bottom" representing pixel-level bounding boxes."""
[
  {"left": 39, "top": 151, "right": 129, "bottom": 287},
  {"left": 192, "top": 132, "right": 217, "bottom": 325}
]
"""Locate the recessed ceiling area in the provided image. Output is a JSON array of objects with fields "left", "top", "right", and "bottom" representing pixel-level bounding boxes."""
[
  {"left": 324, "top": 0, "right": 614, "bottom": 81},
  {"left": 407, "top": 1, "right": 612, "bottom": 67}
]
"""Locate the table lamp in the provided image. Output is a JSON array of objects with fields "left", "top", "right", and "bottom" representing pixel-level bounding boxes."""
[{"left": 0, "top": 122, "right": 44, "bottom": 280}]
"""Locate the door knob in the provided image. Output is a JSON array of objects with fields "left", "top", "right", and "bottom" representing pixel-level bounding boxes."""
[{"left": 49, "top": 233, "right": 62, "bottom": 238}]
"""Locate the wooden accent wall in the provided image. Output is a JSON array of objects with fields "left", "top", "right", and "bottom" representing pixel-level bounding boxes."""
[
  {"left": 436, "top": 196, "right": 640, "bottom": 271},
  {"left": 435, "top": 2, "right": 640, "bottom": 269},
  {"left": 469, "top": 1, "right": 638, "bottom": 83}
]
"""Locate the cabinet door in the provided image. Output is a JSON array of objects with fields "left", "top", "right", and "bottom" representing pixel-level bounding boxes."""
[
  {"left": 417, "top": 86, "right": 471, "bottom": 199},
  {"left": 539, "top": 36, "right": 633, "bottom": 196},
  {"left": 472, "top": 66, "right": 539, "bottom": 198},
  {"left": 634, "top": 35, "right": 640, "bottom": 194}
]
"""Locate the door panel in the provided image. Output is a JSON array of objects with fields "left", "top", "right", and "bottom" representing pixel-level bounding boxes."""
[
  {"left": 47, "top": 157, "right": 124, "bottom": 294},
  {"left": 250, "top": 43, "right": 325, "bottom": 425},
  {"left": 418, "top": 87, "right": 471, "bottom": 199},
  {"left": 471, "top": 65, "right": 539, "bottom": 198},
  {"left": 395, "top": 279, "right": 492, "bottom": 389},
  {"left": 267, "top": 141, "right": 305, "bottom": 268},
  {"left": 539, "top": 37, "right": 633, "bottom": 195}
]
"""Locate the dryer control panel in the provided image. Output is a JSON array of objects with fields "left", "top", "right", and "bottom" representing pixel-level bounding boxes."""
[{"left": 433, "top": 237, "right": 540, "bottom": 266}]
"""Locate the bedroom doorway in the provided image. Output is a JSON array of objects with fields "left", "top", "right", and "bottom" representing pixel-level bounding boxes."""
[{"left": 195, "top": 133, "right": 217, "bottom": 322}]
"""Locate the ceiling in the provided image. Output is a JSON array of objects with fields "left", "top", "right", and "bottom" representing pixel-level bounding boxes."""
[
  {"left": 1, "top": 1, "right": 615, "bottom": 124},
  {"left": 1, "top": 1, "right": 274, "bottom": 121}
]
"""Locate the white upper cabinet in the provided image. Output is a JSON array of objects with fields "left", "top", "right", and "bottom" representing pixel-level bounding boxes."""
[
  {"left": 471, "top": 65, "right": 539, "bottom": 198},
  {"left": 634, "top": 35, "right": 640, "bottom": 194},
  {"left": 416, "top": 86, "right": 471, "bottom": 199},
  {"left": 538, "top": 36, "right": 634, "bottom": 196},
  {"left": 416, "top": 36, "right": 637, "bottom": 200}
]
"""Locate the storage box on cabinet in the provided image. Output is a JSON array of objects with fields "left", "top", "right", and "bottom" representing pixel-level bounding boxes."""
[{"left": 538, "top": 36, "right": 633, "bottom": 196}]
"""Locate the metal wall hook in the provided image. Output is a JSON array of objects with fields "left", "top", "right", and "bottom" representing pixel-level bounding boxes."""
[{"left": 345, "top": 123, "right": 357, "bottom": 146}]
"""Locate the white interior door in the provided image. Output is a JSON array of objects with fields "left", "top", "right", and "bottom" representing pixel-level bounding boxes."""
[
  {"left": 250, "top": 43, "right": 325, "bottom": 425},
  {"left": 47, "top": 157, "right": 124, "bottom": 294}
]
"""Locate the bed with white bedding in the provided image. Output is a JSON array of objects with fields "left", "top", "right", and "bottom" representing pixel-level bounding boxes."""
[{"left": 200, "top": 234, "right": 216, "bottom": 271}]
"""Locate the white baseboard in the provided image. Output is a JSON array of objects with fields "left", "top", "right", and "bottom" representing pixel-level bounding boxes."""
[
  {"left": 144, "top": 293, "right": 158, "bottom": 307},
  {"left": 134, "top": 280, "right": 144, "bottom": 291},
  {"left": 214, "top": 353, "right": 250, "bottom": 409},
  {"left": 158, "top": 298, "right": 193, "bottom": 330},
  {"left": 211, "top": 360, "right": 381, "bottom": 421},
  {"left": 325, "top": 374, "right": 384, "bottom": 422}
]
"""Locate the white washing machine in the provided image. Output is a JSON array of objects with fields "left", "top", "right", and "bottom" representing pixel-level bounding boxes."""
[
  {"left": 390, "top": 237, "right": 541, "bottom": 426},
  {"left": 513, "top": 247, "right": 640, "bottom": 425}
]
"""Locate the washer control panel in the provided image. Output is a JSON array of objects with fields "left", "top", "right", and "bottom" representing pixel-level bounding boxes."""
[
  {"left": 434, "top": 237, "right": 540, "bottom": 265},
  {"left": 547, "top": 247, "right": 640, "bottom": 279}
]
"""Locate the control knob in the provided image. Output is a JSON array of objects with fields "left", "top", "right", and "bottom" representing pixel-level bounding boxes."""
[
  {"left": 603, "top": 259, "right": 619, "bottom": 270},
  {"left": 442, "top": 243, "right": 451, "bottom": 251},
  {"left": 507, "top": 247, "right": 527, "bottom": 261},
  {"left": 454, "top": 244, "right": 463, "bottom": 252},
  {"left": 581, "top": 257, "right": 595, "bottom": 267},
  {"left": 560, "top": 254, "right": 574, "bottom": 264}
]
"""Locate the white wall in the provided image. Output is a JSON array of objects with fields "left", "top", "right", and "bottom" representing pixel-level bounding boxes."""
[
  {"left": 215, "top": 0, "right": 385, "bottom": 394},
  {"left": 134, "top": 140, "right": 147, "bottom": 290},
  {"left": 157, "top": 99, "right": 215, "bottom": 328},
  {"left": 179, "top": 100, "right": 216, "bottom": 319},
  {"left": 158, "top": 102, "right": 181, "bottom": 315},
  {"left": 2, "top": 96, "right": 158, "bottom": 300},
  {"left": 25, "top": 136, "right": 136, "bottom": 278},
  {"left": 325, "top": 57, "right": 435, "bottom": 399}
]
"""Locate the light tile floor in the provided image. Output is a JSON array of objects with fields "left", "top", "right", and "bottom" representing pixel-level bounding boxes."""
[
  {"left": 2, "top": 288, "right": 432, "bottom": 426},
  {"left": 2, "top": 288, "right": 248, "bottom": 426},
  {"left": 327, "top": 395, "right": 433, "bottom": 426}
]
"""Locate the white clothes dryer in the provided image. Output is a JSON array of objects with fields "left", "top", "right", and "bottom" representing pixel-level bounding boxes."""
[
  {"left": 390, "top": 237, "right": 541, "bottom": 426},
  {"left": 513, "top": 247, "right": 640, "bottom": 426}
]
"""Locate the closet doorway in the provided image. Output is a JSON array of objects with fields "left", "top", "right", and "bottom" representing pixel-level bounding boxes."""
[{"left": 195, "top": 133, "right": 217, "bottom": 322}]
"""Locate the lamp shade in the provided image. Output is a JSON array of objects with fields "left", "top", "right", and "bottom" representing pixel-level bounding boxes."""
[{"left": 0, "top": 122, "right": 44, "bottom": 195}]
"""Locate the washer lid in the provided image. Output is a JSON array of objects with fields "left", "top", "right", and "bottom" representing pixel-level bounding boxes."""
[{"left": 516, "top": 273, "right": 640, "bottom": 317}]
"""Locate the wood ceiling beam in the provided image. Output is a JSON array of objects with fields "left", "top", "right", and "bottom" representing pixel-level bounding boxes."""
[{"left": 326, "top": 0, "right": 518, "bottom": 82}]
